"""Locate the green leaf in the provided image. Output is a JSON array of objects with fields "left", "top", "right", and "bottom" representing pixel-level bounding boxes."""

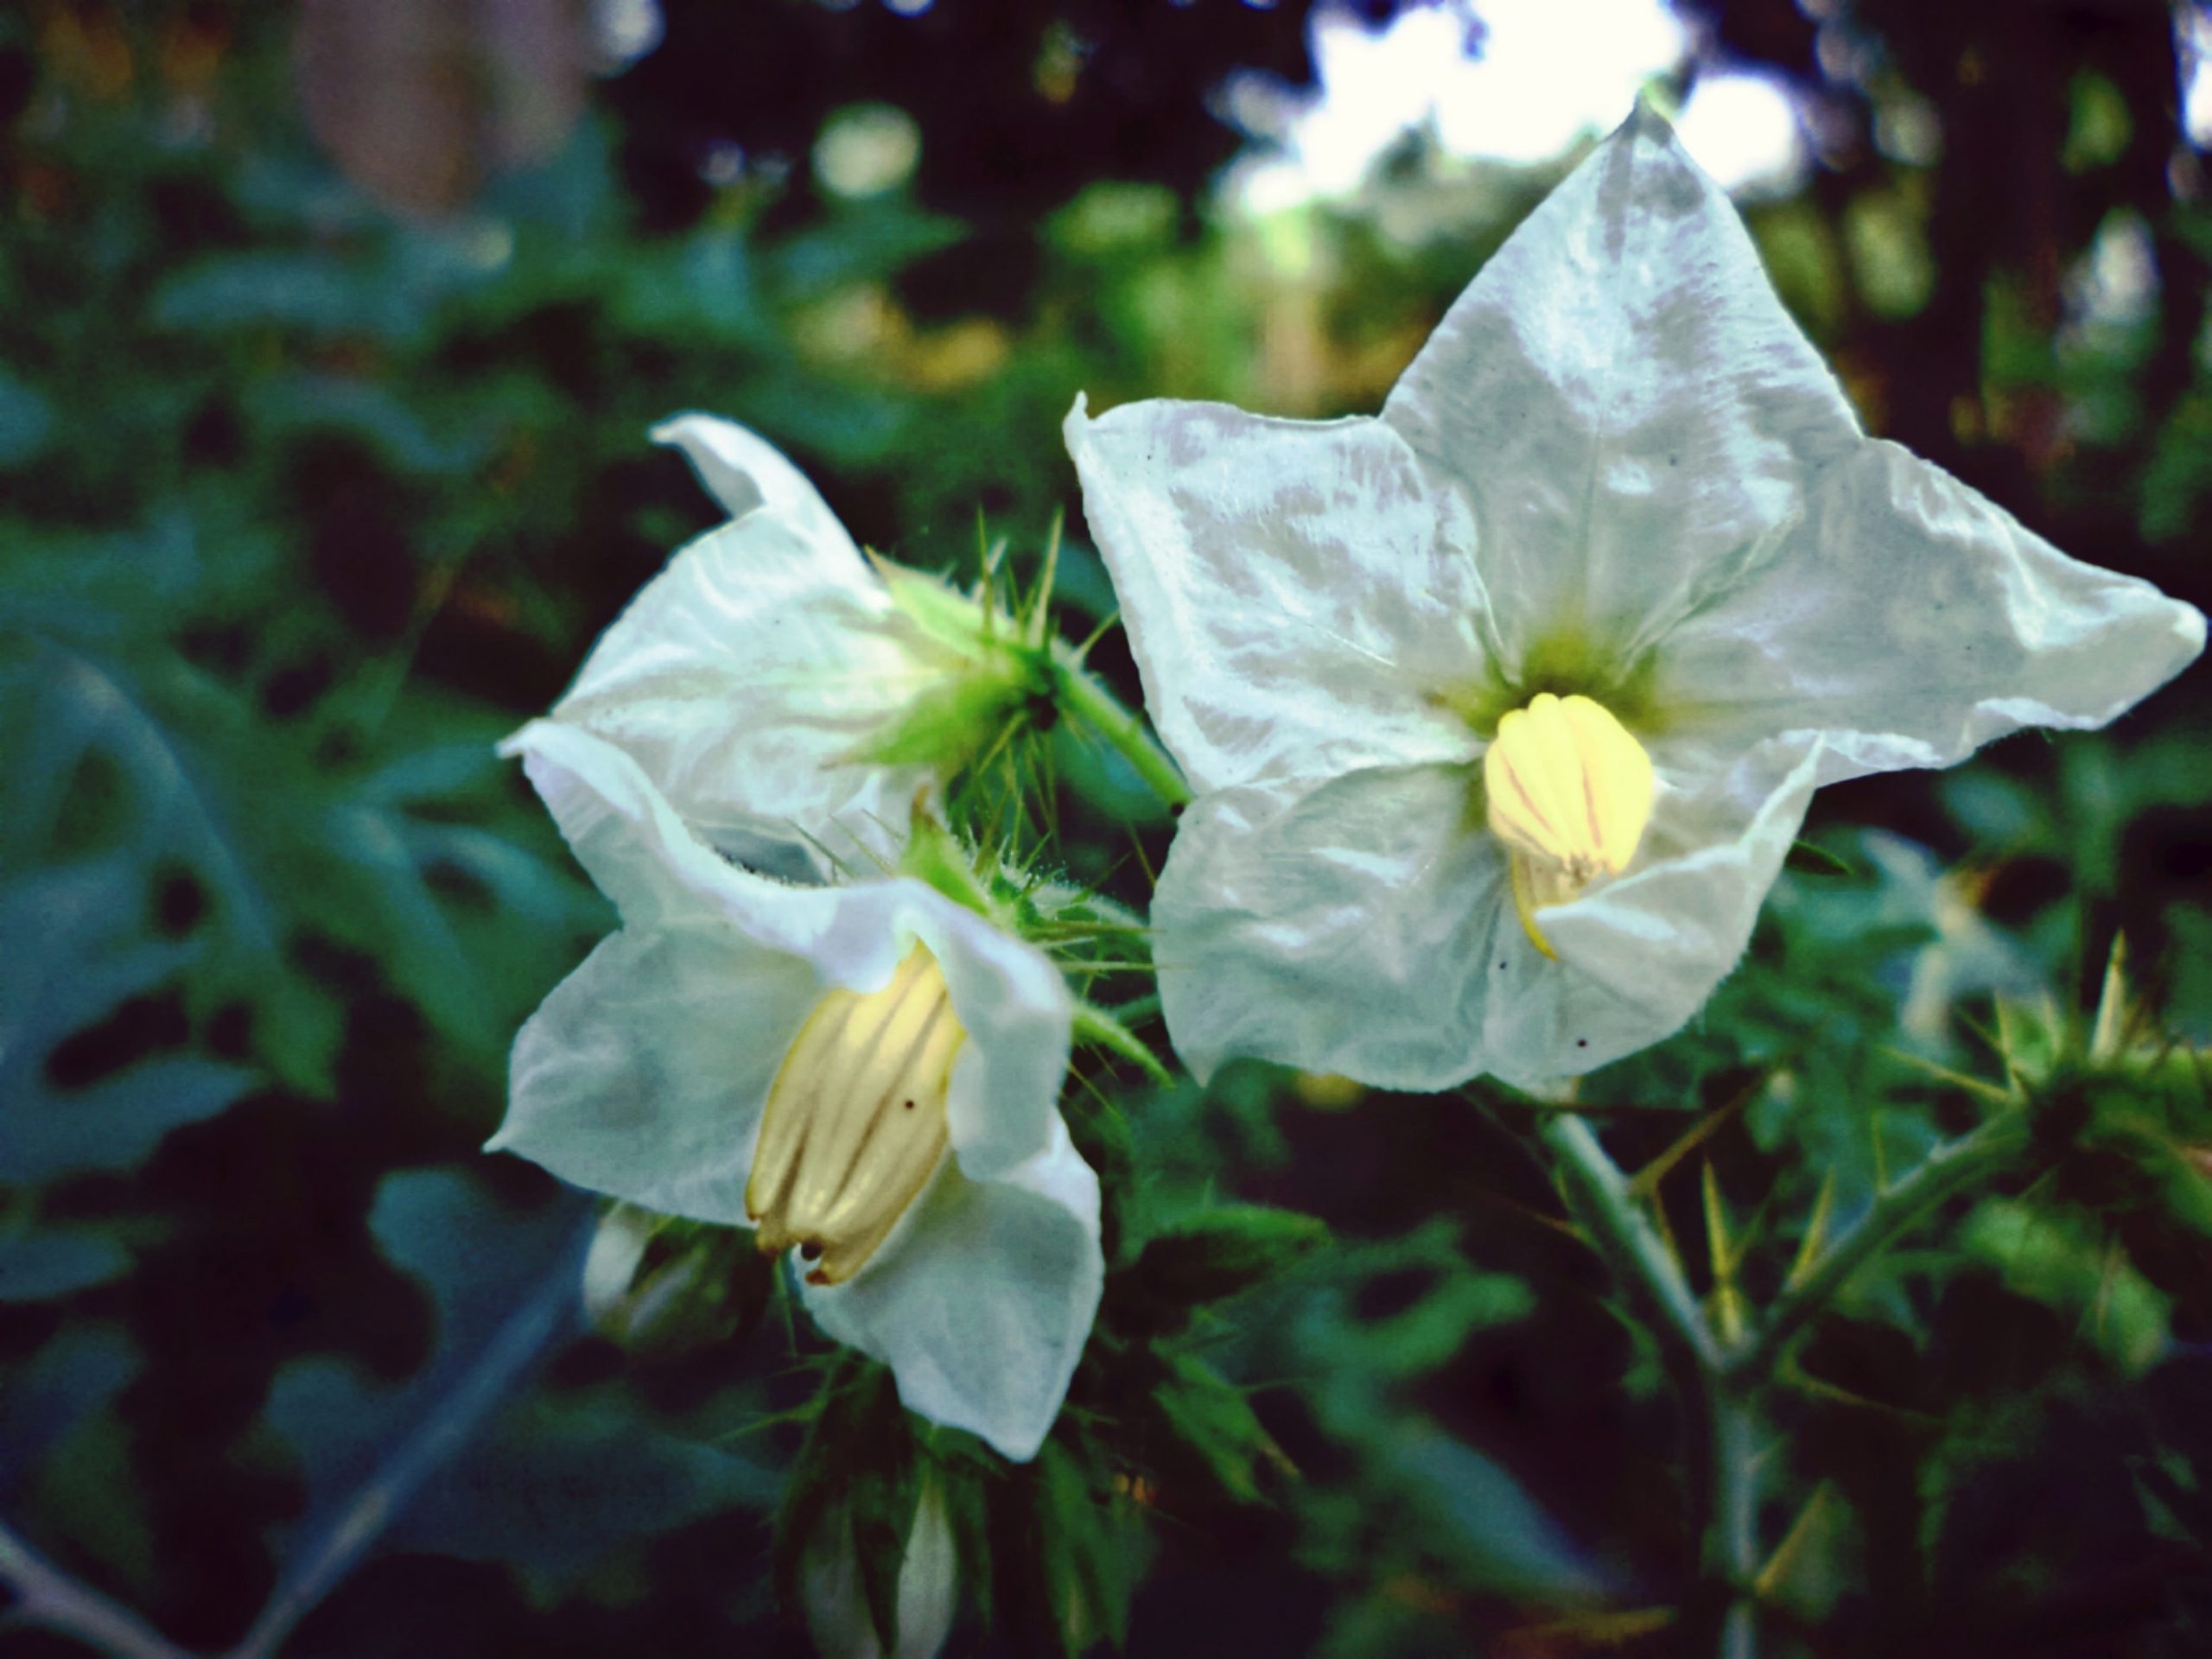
[
  {"left": 0, "top": 369, "right": 54, "bottom": 467},
  {"left": 1383, "top": 1429, "right": 1610, "bottom": 1601},
  {"left": 1127, "top": 1203, "right": 1328, "bottom": 1321},
  {"left": 1152, "top": 1350, "right": 1280, "bottom": 1503},
  {"left": 1785, "top": 838, "right": 1855, "bottom": 878},
  {"left": 0, "top": 1226, "right": 133, "bottom": 1301},
  {"left": 386, "top": 1383, "right": 779, "bottom": 1599}
]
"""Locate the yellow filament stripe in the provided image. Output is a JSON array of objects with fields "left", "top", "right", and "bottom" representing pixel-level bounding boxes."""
[
  {"left": 1485, "top": 693, "right": 1655, "bottom": 957},
  {"left": 1484, "top": 693, "right": 1653, "bottom": 880},
  {"left": 747, "top": 946, "right": 964, "bottom": 1286}
]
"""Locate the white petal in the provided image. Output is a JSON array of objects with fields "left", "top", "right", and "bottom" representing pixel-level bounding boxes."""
[
  {"left": 1154, "top": 741, "right": 1823, "bottom": 1090},
  {"left": 496, "top": 923, "right": 817, "bottom": 1225},
  {"left": 1655, "top": 440, "right": 2208, "bottom": 785},
  {"left": 803, "top": 1120, "right": 1103, "bottom": 1462},
  {"left": 545, "top": 510, "right": 935, "bottom": 875},
  {"left": 507, "top": 721, "right": 905, "bottom": 963},
  {"left": 652, "top": 411, "right": 867, "bottom": 570},
  {"left": 501, "top": 722, "right": 1075, "bottom": 1198},
  {"left": 509, "top": 718, "right": 775, "bottom": 931},
  {"left": 1065, "top": 394, "right": 1485, "bottom": 798},
  {"left": 899, "top": 897, "right": 1074, "bottom": 1182},
  {"left": 1487, "top": 735, "right": 1824, "bottom": 1089},
  {"left": 1154, "top": 764, "right": 1510, "bottom": 1091},
  {"left": 1381, "top": 104, "right": 1861, "bottom": 670}
]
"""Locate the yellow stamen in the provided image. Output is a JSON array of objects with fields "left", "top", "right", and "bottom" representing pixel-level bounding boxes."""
[
  {"left": 1484, "top": 692, "right": 1654, "bottom": 958},
  {"left": 747, "top": 946, "right": 963, "bottom": 1285}
]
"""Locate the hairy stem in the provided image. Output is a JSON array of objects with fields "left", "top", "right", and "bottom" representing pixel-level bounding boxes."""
[{"left": 1051, "top": 657, "right": 1191, "bottom": 810}]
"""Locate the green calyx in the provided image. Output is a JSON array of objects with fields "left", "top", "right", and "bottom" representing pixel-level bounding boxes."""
[
  {"left": 844, "top": 557, "right": 1056, "bottom": 773},
  {"left": 896, "top": 809, "right": 1173, "bottom": 1083}
]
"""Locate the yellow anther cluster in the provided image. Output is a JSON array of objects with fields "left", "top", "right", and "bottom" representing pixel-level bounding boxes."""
[
  {"left": 1483, "top": 692, "right": 1655, "bottom": 958},
  {"left": 747, "top": 946, "right": 963, "bottom": 1285}
]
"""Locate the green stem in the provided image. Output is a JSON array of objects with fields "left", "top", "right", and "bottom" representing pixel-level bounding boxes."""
[
  {"left": 0, "top": 1518, "right": 186, "bottom": 1659},
  {"left": 1050, "top": 657, "right": 1191, "bottom": 810},
  {"left": 1727, "top": 1111, "right": 2029, "bottom": 1386},
  {"left": 1712, "top": 1396, "right": 1760, "bottom": 1659},
  {"left": 1539, "top": 1114, "right": 1723, "bottom": 1378},
  {"left": 1539, "top": 1114, "right": 1753, "bottom": 1656}
]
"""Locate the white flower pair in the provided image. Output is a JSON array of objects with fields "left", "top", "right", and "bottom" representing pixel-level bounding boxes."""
[
  {"left": 493, "top": 419, "right": 1100, "bottom": 1462},
  {"left": 493, "top": 105, "right": 2202, "bottom": 1459}
]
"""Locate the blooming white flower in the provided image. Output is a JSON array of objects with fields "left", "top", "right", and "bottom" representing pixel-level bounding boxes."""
[
  {"left": 1064, "top": 105, "right": 2204, "bottom": 1093},
  {"left": 545, "top": 413, "right": 1045, "bottom": 878},
  {"left": 491, "top": 720, "right": 1103, "bottom": 1460}
]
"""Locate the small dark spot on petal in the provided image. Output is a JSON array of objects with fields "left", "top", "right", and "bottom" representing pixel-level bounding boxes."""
[
  {"left": 798, "top": 1242, "right": 823, "bottom": 1262},
  {"left": 1577, "top": 1039, "right": 1588, "bottom": 1048},
  {"left": 903, "top": 1098, "right": 916, "bottom": 1111},
  {"left": 1497, "top": 960, "right": 1508, "bottom": 970}
]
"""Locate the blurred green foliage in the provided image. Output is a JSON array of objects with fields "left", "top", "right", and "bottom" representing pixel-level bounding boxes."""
[{"left": 3, "top": 2, "right": 2211, "bottom": 1656}]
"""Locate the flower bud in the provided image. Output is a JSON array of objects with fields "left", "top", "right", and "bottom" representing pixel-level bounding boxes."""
[{"left": 803, "top": 1480, "right": 958, "bottom": 1659}]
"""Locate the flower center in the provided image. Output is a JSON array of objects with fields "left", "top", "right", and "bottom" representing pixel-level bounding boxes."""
[
  {"left": 747, "top": 945, "right": 963, "bottom": 1286},
  {"left": 1483, "top": 692, "right": 1655, "bottom": 960}
]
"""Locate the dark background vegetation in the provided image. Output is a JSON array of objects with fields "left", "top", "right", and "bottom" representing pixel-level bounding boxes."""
[{"left": 3, "top": 1, "right": 2210, "bottom": 1654}]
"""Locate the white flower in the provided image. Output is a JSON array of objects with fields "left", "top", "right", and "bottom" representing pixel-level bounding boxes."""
[
  {"left": 544, "top": 414, "right": 1043, "bottom": 879},
  {"left": 1063, "top": 105, "right": 2203, "bottom": 1094},
  {"left": 491, "top": 720, "right": 1103, "bottom": 1460}
]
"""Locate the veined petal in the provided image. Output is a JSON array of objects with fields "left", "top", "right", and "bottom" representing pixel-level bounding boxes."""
[
  {"left": 1154, "top": 764, "right": 1511, "bottom": 1091},
  {"left": 1484, "top": 736, "right": 1824, "bottom": 1088},
  {"left": 1154, "top": 741, "right": 1823, "bottom": 1090},
  {"left": 545, "top": 509, "right": 936, "bottom": 874},
  {"left": 1655, "top": 441, "right": 2207, "bottom": 785},
  {"left": 500, "top": 722, "right": 1080, "bottom": 1240},
  {"left": 803, "top": 1119, "right": 1103, "bottom": 1462},
  {"left": 896, "top": 895, "right": 1074, "bottom": 1183},
  {"left": 498, "top": 924, "right": 817, "bottom": 1225},
  {"left": 652, "top": 411, "right": 868, "bottom": 572},
  {"left": 1065, "top": 395, "right": 1485, "bottom": 798},
  {"left": 1381, "top": 103, "right": 1861, "bottom": 671}
]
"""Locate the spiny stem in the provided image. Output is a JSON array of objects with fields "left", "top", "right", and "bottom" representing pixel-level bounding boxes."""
[
  {"left": 1539, "top": 1114, "right": 1722, "bottom": 1378},
  {"left": 1049, "top": 657, "right": 1190, "bottom": 810},
  {"left": 1538, "top": 1113, "right": 1753, "bottom": 1656},
  {"left": 1712, "top": 1396, "right": 1760, "bottom": 1659},
  {"left": 1727, "top": 1111, "right": 2029, "bottom": 1385}
]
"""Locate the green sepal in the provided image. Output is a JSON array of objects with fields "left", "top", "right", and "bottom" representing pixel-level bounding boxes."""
[
  {"left": 843, "top": 555, "right": 1055, "bottom": 774},
  {"left": 1783, "top": 838, "right": 1854, "bottom": 878},
  {"left": 897, "top": 799, "right": 999, "bottom": 920},
  {"left": 771, "top": 1354, "right": 921, "bottom": 1655},
  {"left": 1071, "top": 1001, "right": 1173, "bottom": 1086}
]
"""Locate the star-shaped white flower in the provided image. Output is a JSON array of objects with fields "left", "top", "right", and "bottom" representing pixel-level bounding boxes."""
[
  {"left": 1064, "top": 105, "right": 2203, "bottom": 1093},
  {"left": 546, "top": 414, "right": 1024, "bottom": 880},
  {"left": 491, "top": 720, "right": 1102, "bottom": 1460}
]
